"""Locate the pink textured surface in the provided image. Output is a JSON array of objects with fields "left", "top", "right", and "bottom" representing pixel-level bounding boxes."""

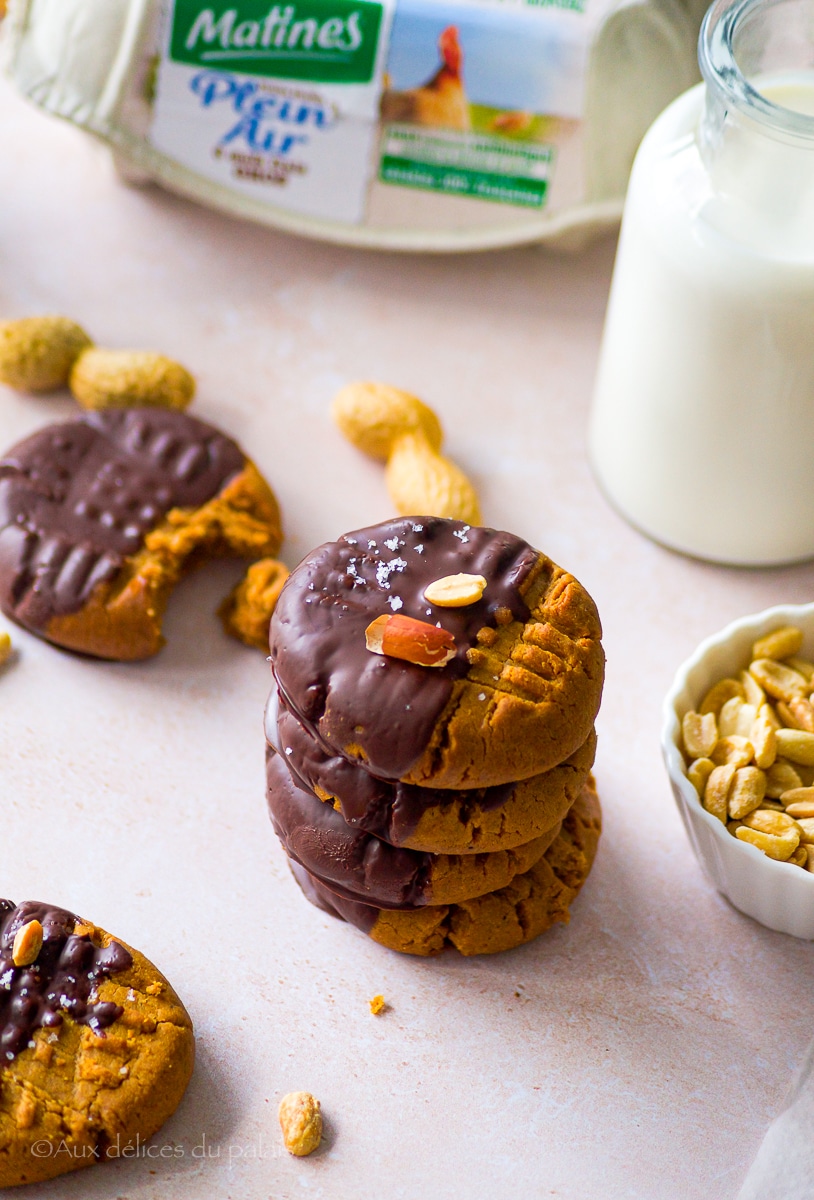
[{"left": 1, "top": 77, "right": 813, "bottom": 1200}]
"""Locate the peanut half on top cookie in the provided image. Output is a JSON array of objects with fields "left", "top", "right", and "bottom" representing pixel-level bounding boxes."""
[
  {"left": 0, "top": 408, "right": 281, "bottom": 659},
  {"left": 0, "top": 899, "right": 194, "bottom": 1188},
  {"left": 267, "top": 517, "right": 605, "bottom": 956}
]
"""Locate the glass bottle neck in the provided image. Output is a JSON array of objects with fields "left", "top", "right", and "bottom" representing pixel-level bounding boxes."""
[{"left": 697, "top": 0, "right": 814, "bottom": 251}]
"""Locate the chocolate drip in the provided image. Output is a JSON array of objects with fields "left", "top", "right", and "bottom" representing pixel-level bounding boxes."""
[
  {"left": 288, "top": 858, "right": 379, "bottom": 934},
  {"left": 266, "top": 744, "right": 442, "bottom": 908},
  {"left": 270, "top": 517, "right": 538, "bottom": 780},
  {"left": 273, "top": 689, "right": 515, "bottom": 845},
  {"left": 0, "top": 900, "right": 133, "bottom": 1062},
  {"left": 0, "top": 409, "right": 244, "bottom": 629}
]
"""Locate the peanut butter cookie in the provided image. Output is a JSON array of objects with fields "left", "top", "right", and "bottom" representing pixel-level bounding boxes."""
[
  {"left": 268, "top": 686, "right": 596, "bottom": 854},
  {"left": 289, "top": 778, "right": 601, "bottom": 956},
  {"left": 0, "top": 899, "right": 194, "bottom": 1188},
  {"left": 266, "top": 744, "right": 561, "bottom": 908},
  {"left": 0, "top": 409, "right": 281, "bottom": 659},
  {"left": 270, "top": 517, "right": 603, "bottom": 788}
]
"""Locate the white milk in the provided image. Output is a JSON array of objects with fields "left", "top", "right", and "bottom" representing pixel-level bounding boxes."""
[{"left": 590, "top": 1, "right": 814, "bottom": 566}]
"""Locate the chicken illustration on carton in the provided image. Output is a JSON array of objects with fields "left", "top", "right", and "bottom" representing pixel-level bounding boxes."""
[{"left": 381, "top": 25, "right": 470, "bottom": 130}]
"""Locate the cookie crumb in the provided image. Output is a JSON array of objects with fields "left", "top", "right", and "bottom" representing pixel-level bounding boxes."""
[
  {"left": 369, "top": 994, "right": 386, "bottom": 1016},
  {"left": 278, "top": 1091, "right": 322, "bottom": 1157},
  {"left": 219, "top": 557, "right": 289, "bottom": 651}
]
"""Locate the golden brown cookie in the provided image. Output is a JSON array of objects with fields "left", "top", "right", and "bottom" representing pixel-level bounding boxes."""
[
  {"left": 266, "top": 743, "right": 562, "bottom": 907},
  {"left": 220, "top": 557, "right": 289, "bottom": 651},
  {"left": 0, "top": 899, "right": 194, "bottom": 1188},
  {"left": 290, "top": 777, "right": 602, "bottom": 956},
  {"left": 270, "top": 517, "right": 603, "bottom": 789},
  {"left": 0, "top": 408, "right": 281, "bottom": 659},
  {"left": 270, "top": 686, "right": 596, "bottom": 853}
]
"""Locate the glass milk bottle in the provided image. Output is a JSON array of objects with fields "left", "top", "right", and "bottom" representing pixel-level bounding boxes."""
[{"left": 589, "top": 0, "right": 814, "bottom": 565}]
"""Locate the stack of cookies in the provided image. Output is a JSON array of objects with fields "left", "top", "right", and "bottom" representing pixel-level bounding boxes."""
[{"left": 265, "top": 517, "right": 604, "bottom": 957}]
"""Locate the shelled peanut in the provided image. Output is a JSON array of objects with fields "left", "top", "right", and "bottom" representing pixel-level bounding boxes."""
[{"left": 681, "top": 625, "right": 814, "bottom": 871}]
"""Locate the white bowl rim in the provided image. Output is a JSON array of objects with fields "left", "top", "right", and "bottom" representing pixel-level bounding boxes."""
[{"left": 662, "top": 601, "right": 814, "bottom": 886}]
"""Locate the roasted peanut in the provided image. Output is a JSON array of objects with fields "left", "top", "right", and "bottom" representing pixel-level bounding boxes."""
[
  {"left": 737, "top": 808, "right": 802, "bottom": 858},
  {"left": 728, "top": 767, "right": 766, "bottom": 820},
  {"left": 332, "top": 382, "right": 481, "bottom": 523},
  {"left": 0, "top": 631, "right": 11, "bottom": 668},
  {"left": 765, "top": 759, "right": 804, "bottom": 797},
  {"left": 740, "top": 669, "right": 766, "bottom": 707},
  {"left": 0, "top": 316, "right": 92, "bottom": 391},
  {"left": 688, "top": 757, "right": 715, "bottom": 795},
  {"left": 718, "top": 698, "right": 757, "bottom": 738},
  {"left": 424, "top": 573, "right": 487, "bottom": 608},
  {"left": 794, "top": 817, "right": 814, "bottom": 844},
  {"left": 750, "top": 708, "right": 777, "bottom": 769},
  {"left": 70, "top": 348, "right": 195, "bottom": 411},
  {"left": 704, "top": 765, "right": 735, "bottom": 822},
  {"left": 742, "top": 808, "right": 800, "bottom": 837},
  {"left": 278, "top": 1092, "right": 322, "bottom": 1157},
  {"left": 736, "top": 825, "right": 800, "bottom": 861},
  {"left": 785, "top": 697, "right": 814, "bottom": 733},
  {"left": 749, "top": 658, "right": 808, "bottom": 702},
  {"left": 682, "top": 711, "right": 718, "bottom": 759},
  {"left": 717, "top": 697, "right": 742, "bottom": 737},
  {"left": 699, "top": 678, "right": 744, "bottom": 716},
  {"left": 365, "top": 613, "right": 456, "bottom": 667},
  {"left": 775, "top": 728, "right": 814, "bottom": 766},
  {"left": 12, "top": 920, "right": 43, "bottom": 967},
  {"left": 711, "top": 736, "right": 754, "bottom": 768},
  {"left": 786, "top": 656, "right": 814, "bottom": 682},
  {"left": 752, "top": 626, "right": 804, "bottom": 661},
  {"left": 783, "top": 790, "right": 814, "bottom": 818}
]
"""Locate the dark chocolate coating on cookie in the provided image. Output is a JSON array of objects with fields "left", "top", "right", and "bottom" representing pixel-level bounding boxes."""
[
  {"left": 0, "top": 900, "right": 133, "bottom": 1061},
  {"left": 270, "top": 517, "right": 537, "bottom": 780},
  {"left": 267, "top": 746, "right": 437, "bottom": 908},
  {"left": 288, "top": 858, "right": 379, "bottom": 933},
  {"left": 0, "top": 409, "right": 244, "bottom": 631},
  {"left": 272, "top": 689, "right": 514, "bottom": 845}
]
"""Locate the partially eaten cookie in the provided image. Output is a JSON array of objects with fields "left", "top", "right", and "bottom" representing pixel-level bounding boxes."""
[
  {"left": 0, "top": 899, "right": 194, "bottom": 1187},
  {"left": 0, "top": 408, "right": 281, "bottom": 659}
]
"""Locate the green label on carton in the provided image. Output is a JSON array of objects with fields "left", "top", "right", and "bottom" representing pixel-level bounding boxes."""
[
  {"left": 170, "top": 0, "right": 385, "bottom": 84},
  {"left": 379, "top": 127, "right": 553, "bottom": 208}
]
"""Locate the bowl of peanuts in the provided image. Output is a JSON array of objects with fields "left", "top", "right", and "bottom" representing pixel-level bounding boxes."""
[{"left": 663, "top": 604, "right": 814, "bottom": 939}]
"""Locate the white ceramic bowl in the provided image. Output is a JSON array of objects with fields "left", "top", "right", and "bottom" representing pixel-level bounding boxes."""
[{"left": 662, "top": 602, "right": 814, "bottom": 939}]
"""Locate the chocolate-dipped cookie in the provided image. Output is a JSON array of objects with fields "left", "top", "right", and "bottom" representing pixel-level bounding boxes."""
[
  {"left": 270, "top": 517, "right": 603, "bottom": 789},
  {"left": 266, "top": 744, "right": 560, "bottom": 908},
  {"left": 0, "top": 408, "right": 281, "bottom": 659},
  {"left": 268, "top": 686, "right": 595, "bottom": 854},
  {"left": 290, "top": 778, "right": 602, "bottom": 956},
  {"left": 0, "top": 899, "right": 194, "bottom": 1187}
]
